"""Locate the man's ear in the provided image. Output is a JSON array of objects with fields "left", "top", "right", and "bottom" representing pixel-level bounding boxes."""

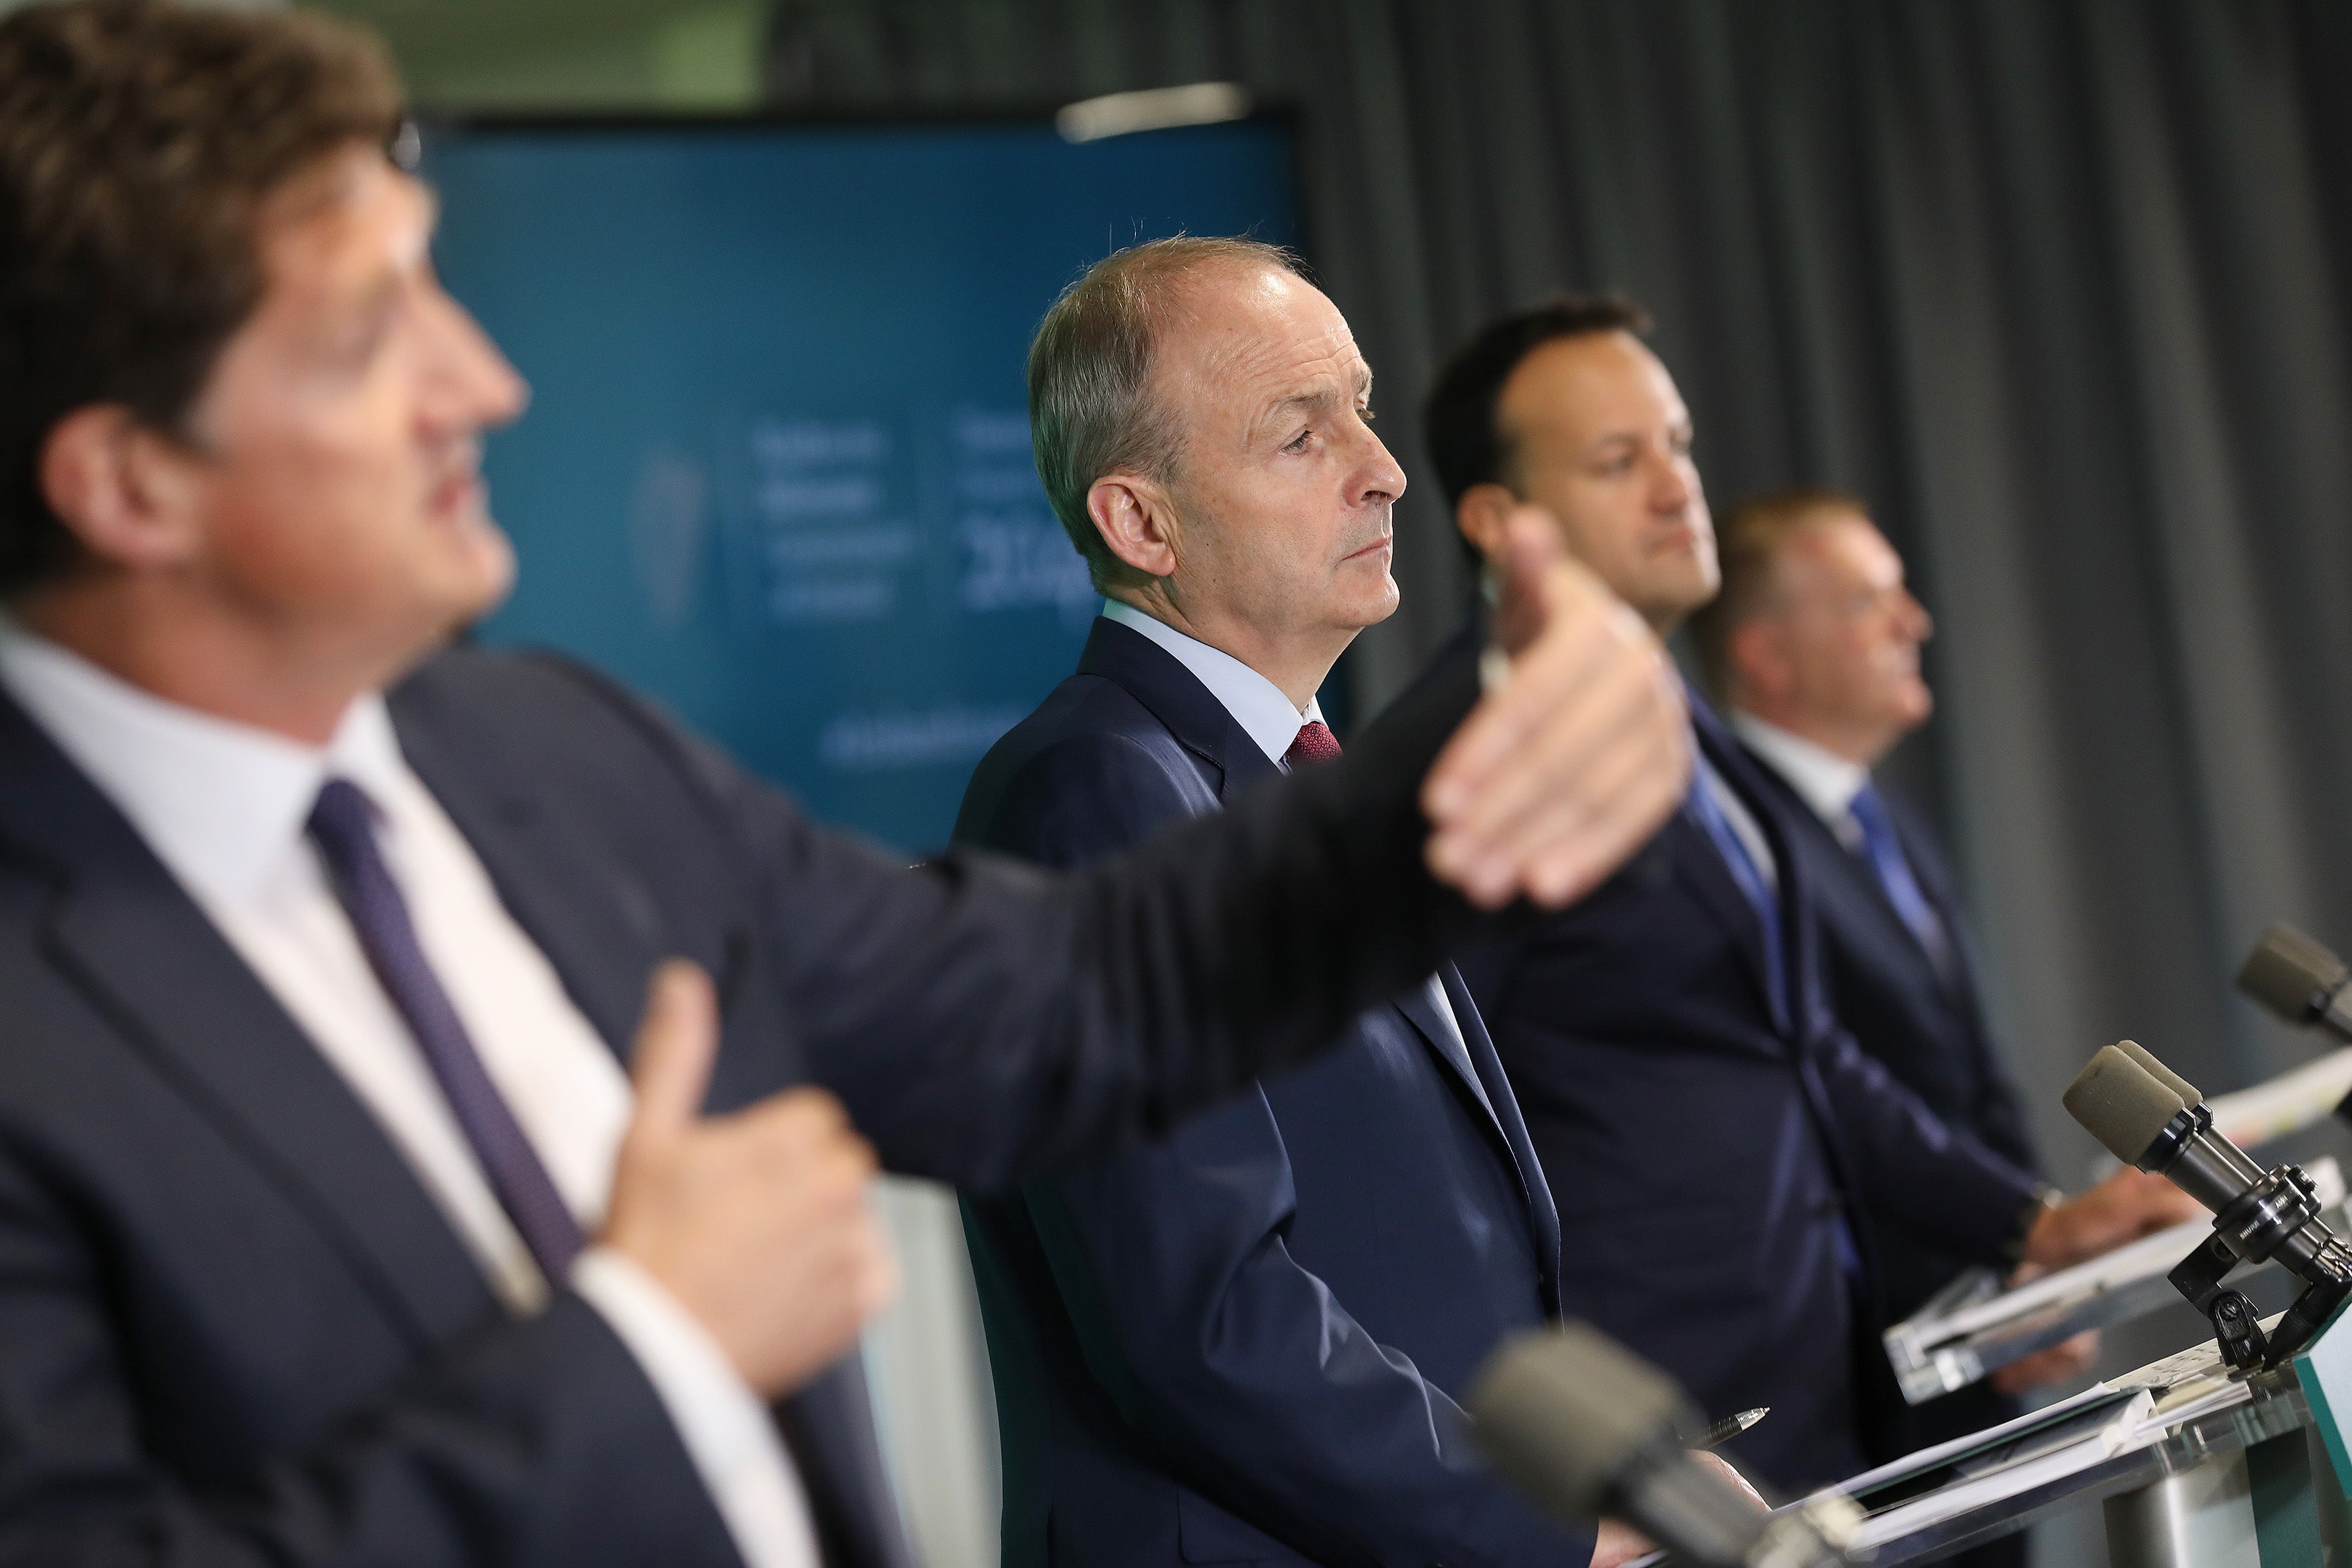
[
  {"left": 38, "top": 406, "right": 208, "bottom": 572},
  {"left": 1726, "top": 617, "right": 1789, "bottom": 706},
  {"left": 1086, "top": 472, "right": 1181, "bottom": 581},
  {"left": 1454, "top": 483, "right": 1518, "bottom": 565}
]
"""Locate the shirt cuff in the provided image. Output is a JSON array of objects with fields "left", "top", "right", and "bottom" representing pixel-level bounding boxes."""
[{"left": 571, "top": 1247, "right": 822, "bottom": 1568}]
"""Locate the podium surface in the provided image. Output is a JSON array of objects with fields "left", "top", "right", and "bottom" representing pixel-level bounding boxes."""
[{"left": 1830, "top": 1327, "right": 2349, "bottom": 1565}]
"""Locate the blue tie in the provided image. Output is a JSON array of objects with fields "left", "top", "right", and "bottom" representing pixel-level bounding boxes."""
[
  {"left": 1848, "top": 783, "right": 1955, "bottom": 985},
  {"left": 1687, "top": 756, "right": 1787, "bottom": 1026},
  {"left": 1693, "top": 759, "right": 1862, "bottom": 1280},
  {"left": 307, "top": 778, "right": 586, "bottom": 1284}
]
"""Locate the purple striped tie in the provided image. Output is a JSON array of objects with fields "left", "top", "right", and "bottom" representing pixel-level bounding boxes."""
[{"left": 307, "top": 778, "right": 586, "bottom": 1284}]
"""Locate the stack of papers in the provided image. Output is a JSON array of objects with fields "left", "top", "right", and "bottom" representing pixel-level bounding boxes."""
[
  {"left": 1825, "top": 1329, "right": 2265, "bottom": 1552},
  {"left": 1883, "top": 1159, "right": 2345, "bottom": 1401}
]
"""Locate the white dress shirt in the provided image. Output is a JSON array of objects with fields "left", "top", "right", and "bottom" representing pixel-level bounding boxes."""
[
  {"left": 1102, "top": 601, "right": 1471, "bottom": 1050},
  {"left": 1102, "top": 600, "right": 1328, "bottom": 761},
  {"left": 0, "top": 617, "right": 817, "bottom": 1568},
  {"left": 1730, "top": 710, "right": 1872, "bottom": 854}
]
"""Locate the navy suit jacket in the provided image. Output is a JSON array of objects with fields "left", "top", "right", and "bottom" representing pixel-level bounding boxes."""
[
  {"left": 954, "top": 617, "right": 1589, "bottom": 1568},
  {"left": 1737, "top": 751, "right": 2041, "bottom": 1465},
  {"left": 0, "top": 641, "right": 1490, "bottom": 1568},
  {"left": 1431, "top": 624, "right": 2039, "bottom": 1496}
]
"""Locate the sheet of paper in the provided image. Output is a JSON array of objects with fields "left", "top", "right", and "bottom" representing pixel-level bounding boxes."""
[
  {"left": 1828, "top": 1382, "right": 2137, "bottom": 1499},
  {"left": 1841, "top": 1392, "right": 2158, "bottom": 1550},
  {"left": 1900, "top": 1159, "right": 2344, "bottom": 1350}
]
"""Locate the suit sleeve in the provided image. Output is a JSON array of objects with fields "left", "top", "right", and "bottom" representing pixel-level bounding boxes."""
[
  {"left": 1806, "top": 1025, "right": 2041, "bottom": 1264},
  {"left": 0, "top": 1147, "right": 740, "bottom": 1568},
  {"left": 1970, "top": 1067, "right": 2041, "bottom": 1180},
  {"left": 980, "top": 732, "right": 1594, "bottom": 1568},
  {"left": 542, "top": 642, "right": 1490, "bottom": 1193}
]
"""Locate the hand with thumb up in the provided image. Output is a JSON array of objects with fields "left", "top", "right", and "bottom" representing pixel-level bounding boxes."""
[{"left": 600, "top": 961, "right": 899, "bottom": 1397}]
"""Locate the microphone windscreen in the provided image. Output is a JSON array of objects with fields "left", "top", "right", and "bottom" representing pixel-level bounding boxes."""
[
  {"left": 2238, "top": 923, "right": 2348, "bottom": 1024},
  {"left": 1469, "top": 1322, "right": 1699, "bottom": 1523},
  {"left": 2112, "top": 1038, "right": 2201, "bottom": 1110},
  {"left": 2064, "top": 1045, "right": 2187, "bottom": 1166}
]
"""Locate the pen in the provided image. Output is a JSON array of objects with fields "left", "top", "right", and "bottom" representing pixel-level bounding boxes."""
[{"left": 1701, "top": 1407, "right": 1769, "bottom": 1448}]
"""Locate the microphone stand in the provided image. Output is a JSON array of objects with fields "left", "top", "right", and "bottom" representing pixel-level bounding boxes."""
[{"left": 2146, "top": 1104, "right": 2352, "bottom": 1372}]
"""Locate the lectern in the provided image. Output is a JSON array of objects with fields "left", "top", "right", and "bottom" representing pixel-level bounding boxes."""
[{"left": 1828, "top": 1317, "right": 2352, "bottom": 1567}]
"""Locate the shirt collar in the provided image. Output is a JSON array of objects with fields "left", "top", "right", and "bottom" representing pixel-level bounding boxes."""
[
  {"left": 0, "top": 613, "right": 406, "bottom": 909},
  {"left": 1102, "top": 600, "right": 1325, "bottom": 766},
  {"left": 1729, "top": 710, "right": 1871, "bottom": 828}
]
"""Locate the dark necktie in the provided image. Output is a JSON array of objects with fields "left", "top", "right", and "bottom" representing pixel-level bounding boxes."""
[
  {"left": 1284, "top": 719, "right": 1342, "bottom": 770},
  {"left": 1691, "top": 759, "right": 1863, "bottom": 1278},
  {"left": 1848, "top": 782, "right": 1956, "bottom": 986},
  {"left": 307, "top": 778, "right": 587, "bottom": 1285},
  {"left": 1686, "top": 755, "right": 1788, "bottom": 1026}
]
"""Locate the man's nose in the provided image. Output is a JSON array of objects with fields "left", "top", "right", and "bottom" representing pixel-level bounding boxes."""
[
  {"left": 1650, "top": 451, "right": 1694, "bottom": 511},
  {"left": 1902, "top": 589, "right": 1934, "bottom": 643},
  {"left": 1354, "top": 425, "right": 1407, "bottom": 507},
  {"left": 422, "top": 288, "right": 530, "bottom": 433}
]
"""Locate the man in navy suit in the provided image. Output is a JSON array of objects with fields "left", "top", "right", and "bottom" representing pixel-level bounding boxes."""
[
  {"left": 957, "top": 240, "right": 1681, "bottom": 1567},
  {"left": 1417, "top": 297, "right": 2197, "bottom": 1497},
  {"left": 1687, "top": 491, "right": 2086, "bottom": 1524},
  {"left": 0, "top": 9, "right": 1701, "bottom": 1565}
]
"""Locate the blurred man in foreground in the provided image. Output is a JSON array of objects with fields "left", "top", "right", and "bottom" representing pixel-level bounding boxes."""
[
  {"left": 1690, "top": 491, "right": 2076, "bottom": 1542},
  {"left": 1416, "top": 296, "right": 2196, "bottom": 1497},
  {"left": 958, "top": 239, "right": 1674, "bottom": 1568},
  {"left": 0, "top": 5, "right": 1691, "bottom": 1564}
]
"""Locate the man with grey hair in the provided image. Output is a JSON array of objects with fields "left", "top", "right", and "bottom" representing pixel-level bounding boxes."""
[{"left": 955, "top": 239, "right": 1693, "bottom": 1568}]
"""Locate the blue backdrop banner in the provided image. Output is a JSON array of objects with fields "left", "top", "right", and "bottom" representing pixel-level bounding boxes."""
[{"left": 425, "top": 117, "right": 1299, "bottom": 850}]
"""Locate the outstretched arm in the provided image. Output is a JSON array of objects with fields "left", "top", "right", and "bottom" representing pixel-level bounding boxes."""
[{"left": 599, "top": 522, "right": 1689, "bottom": 1190}]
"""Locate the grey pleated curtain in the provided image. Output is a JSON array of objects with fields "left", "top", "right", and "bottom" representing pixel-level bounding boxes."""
[{"left": 767, "top": 0, "right": 2352, "bottom": 1212}]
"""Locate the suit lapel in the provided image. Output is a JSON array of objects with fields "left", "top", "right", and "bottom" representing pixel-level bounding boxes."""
[
  {"left": 390, "top": 693, "right": 659, "bottom": 1059},
  {"left": 1439, "top": 964, "right": 1564, "bottom": 1306},
  {"left": 1078, "top": 618, "right": 1273, "bottom": 794},
  {"left": 392, "top": 671, "right": 912, "bottom": 1568},
  {"left": 1756, "top": 757, "right": 1968, "bottom": 1012},
  {"left": 1392, "top": 979, "right": 1495, "bottom": 1125},
  {"left": 1684, "top": 696, "right": 1811, "bottom": 1038},
  {"left": 1665, "top": 809, "right": 1781, "bottom": 1023},
  {"left": 1087, "top": 620, "right": 1534, "bottom": 1157},
  {"left": 0, "top": 693, "right": 495, "bottom": 1348},
  {"left": 1885, "top": 798, "right": 1980, "bottom": 1006}
]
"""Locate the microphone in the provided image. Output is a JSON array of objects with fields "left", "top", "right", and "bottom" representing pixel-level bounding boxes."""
[
  {"left": 1468, "top": 1321, "right": 1859, "bottom": 1567},
  {"left": 2237, "top": 923, "right": 2352, "bottom": 1042},
  {"left": 2064, "top": 1042, "right": 2352, "bottom": 1369}
]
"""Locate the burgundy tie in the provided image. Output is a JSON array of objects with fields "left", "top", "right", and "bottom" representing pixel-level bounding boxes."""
[{"left": 1285, "top": 719, "right": 1342, "bottom": 770}]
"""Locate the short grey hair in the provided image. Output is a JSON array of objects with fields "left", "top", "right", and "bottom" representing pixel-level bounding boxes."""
[{"left": 1027, "top": 236, "right": 1304, "bottom": 593}]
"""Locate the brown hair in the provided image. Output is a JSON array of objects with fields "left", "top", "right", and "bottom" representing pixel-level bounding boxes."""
[
  {"left": 1687, "top": 486, "right": 1872, "bottom": 698},
  {"left": 0, "top": 0, "right": 404, "bottom": 594},
  {"left": 1027, "top": 235, "right": 1303, "bottom": 595}
]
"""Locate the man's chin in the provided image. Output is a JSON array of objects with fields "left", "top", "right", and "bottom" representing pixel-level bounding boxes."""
[
  {"left": 446, "top": 520, "right": 518, "bottom": 620},
  {"left": 1647, "top": 565, "right": 1719, "bottom": 628},
  {"left": 1336, "top": 573, "right": 1401, "bottom": 628}
]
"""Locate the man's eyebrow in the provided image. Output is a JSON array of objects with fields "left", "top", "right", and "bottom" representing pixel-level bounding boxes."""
[
  {"left": 337, "top": 182, "right": 437, "bottom": 326},
  {"left": 1268, "top": 386, "right": 1344, "bottom": 416},
  {"left": 1261, "top": 367, "right": 1373, "bottom": 420}
]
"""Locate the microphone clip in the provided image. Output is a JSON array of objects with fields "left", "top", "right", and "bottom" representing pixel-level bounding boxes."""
[{"left": 2165, "top": 1159, "right": 2352, "bottom": 1372}]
